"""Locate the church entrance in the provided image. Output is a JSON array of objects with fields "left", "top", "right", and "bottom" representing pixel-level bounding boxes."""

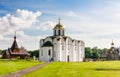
[{"left": 67, "top": 55, "right": 69, "bottom": 62}]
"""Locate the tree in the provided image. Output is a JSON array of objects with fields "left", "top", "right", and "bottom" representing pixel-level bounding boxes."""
[
  {"left": 85, "top": 47, "right": 109, "bottom": 61},
  {"left": 0, "top": 50, "right": 2, "bottom": 54},
  {"left": 91, "top": 47, "right": 100, "bottom": 60},
  {"left": 34, "top": 50, "right": 39, "bottom": 58},
  {"left": 98, "top": 48, "right": 108, "bottom": 60},
  {"left": 85, "top": 47, "right": 92, "bottom": 58},
  {"left": 28, "top": 50, "right": 39, "bottom": 58}
]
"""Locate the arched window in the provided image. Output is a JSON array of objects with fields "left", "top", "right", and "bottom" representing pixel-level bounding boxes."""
[
  {"left": 58, "top": 30, "right": 60, "bottom": 35},
  {"left": 48, "top": 50, "right": 51, "bottom": 56},
  {"left": 54, "top": 30, "right": 56, "bottom": 36}
]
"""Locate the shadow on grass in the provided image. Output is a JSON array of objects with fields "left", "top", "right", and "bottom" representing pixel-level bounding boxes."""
[{"left": 94, "top": 68, "right": 120, "bottom": 71}]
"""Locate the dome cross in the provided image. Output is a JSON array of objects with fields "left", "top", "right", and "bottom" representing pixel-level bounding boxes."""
[{"left": 58, "top": 17, "right": 61, "bottom": 24}]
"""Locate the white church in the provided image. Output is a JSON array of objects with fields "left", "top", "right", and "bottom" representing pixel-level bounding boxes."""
[{"left": 39, "top": 19, "right": 85, "bottom": 62}]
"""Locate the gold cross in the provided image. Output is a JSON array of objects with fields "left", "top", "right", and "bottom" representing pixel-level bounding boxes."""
[{"left": 58, "top": 17, "right": 61, "bottom": 24}]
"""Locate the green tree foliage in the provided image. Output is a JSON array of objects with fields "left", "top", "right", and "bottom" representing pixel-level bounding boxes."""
[
  {"left": 28, "top": 50, "right": 39, "bottom": 58},
  {"left": 85, "top": 47, "right": 92, "bottom": 58},
  {"left": 98, "top": 48, "right": 108, "bottom": 59},
  {"left": 91, "top": 47, "right": 100, "bottom": 60},
  {"left": 85, "top": 47, "right": 108, "bottom": 60},
  {"left": 0, "top": 49, "right": 3, "bottom": 54}
]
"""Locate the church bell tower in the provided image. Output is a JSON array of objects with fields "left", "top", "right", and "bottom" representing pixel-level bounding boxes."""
[{"left": 53, "top": 18, "right": 65, "bottom": 36}]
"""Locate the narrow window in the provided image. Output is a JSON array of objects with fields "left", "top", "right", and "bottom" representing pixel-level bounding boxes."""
[
  {"left": 54, "top": 30, "right": 56, "bottom": 36},
  {"left": 58, "top": 30, "right": 60, "bottom": 35},
  {"left": 75, "top": 47, "right": 77, "bottom": 51},
  {"left": 62, "top": 45, "right": 64, "bottom": 50},
  {"left": 41, "top": 49, "right": 43, "bottom": 56},
  {"left": 54, "top": 51, "right": 56, "bottom": 57},
  {"left": 48, "top": 50, "right": 51, "bottom": 56},
  {"left": 63, "top": 30, "right": 64, "bottom": 35}
]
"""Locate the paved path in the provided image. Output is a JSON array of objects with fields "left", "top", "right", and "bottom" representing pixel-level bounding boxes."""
[{"left": 0, "top": 62, "right": 51, "bottom": 77}]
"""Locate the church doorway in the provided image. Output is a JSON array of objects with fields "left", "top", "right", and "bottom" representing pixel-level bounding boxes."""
[{"left": 67, "top": 55, "right": 69, "bottom": 62}]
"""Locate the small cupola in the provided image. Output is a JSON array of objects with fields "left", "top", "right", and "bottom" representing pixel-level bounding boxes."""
[
  {"left": 53, "top": 18, "right": 65, "bottom": 36},
  {"left": 111, "top": 40, "right": 114, "bottom": 48}
]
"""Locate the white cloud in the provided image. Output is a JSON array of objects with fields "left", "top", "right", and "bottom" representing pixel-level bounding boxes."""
[
  {"left": 36, "top": 21, "right": 56, "bottom": 31},
  {"left": 16, "top": 34, "right": 48, "bottom": 50},
  {"left": 0, "top": 9, "right": 42, "bottom": 50},
  {"left": 0, "top": 30, "right": 47, "bottom": 50},
  {"left": 0, "top": 9, "right": 41, "bottom": 35}
]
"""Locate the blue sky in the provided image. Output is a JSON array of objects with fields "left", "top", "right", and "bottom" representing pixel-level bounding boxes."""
[{"left": 1, "top": 0, "right": 120, "bottom": 50}]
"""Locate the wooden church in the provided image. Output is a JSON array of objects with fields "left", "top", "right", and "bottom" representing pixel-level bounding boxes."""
[
  {"left": 2, "top": 33, "right": 29, "bottom": 59},
  {"left": 107, "top": 41, "right": 119, "bottom": 60}
]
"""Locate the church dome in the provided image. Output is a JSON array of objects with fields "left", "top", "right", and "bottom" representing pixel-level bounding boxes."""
[
  {"left": 53, "top": 18, "right": 64, "bottom": 30},
  {"left": 53, "top": 23, "right": 64, "bottom": 29}
]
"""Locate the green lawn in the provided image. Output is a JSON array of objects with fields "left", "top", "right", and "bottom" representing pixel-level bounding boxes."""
[
  {"left": 0, "top": 59, "right": 42, "bottom": 75},
  {"left": 23, "top": 61, "right": 120, "bottom": 77}
]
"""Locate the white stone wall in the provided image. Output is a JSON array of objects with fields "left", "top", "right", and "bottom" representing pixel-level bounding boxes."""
[
  {"left": 39, "top": 36, "right": 85, "bottom": 62},
  {"left": 40, "top": 47, "right": 53, "bottom": 61},
  {"left": 53, "top": 38, "right": 58, "bottom": 61}
]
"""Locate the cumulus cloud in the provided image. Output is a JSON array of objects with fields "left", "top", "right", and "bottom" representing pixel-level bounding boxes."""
[
  {"left": 0, "top": 9, "right": 41, "bottom": 35},
  {"left": 36, "top": 21, "right": 56, "bottom": 31},
  {"left": 0, "top": 9, "right": 42, "bottom": 49}
]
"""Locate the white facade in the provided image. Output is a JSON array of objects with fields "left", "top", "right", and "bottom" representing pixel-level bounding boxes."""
[{"left": 39, "top": 20, "right": 85, "bottom": 62}]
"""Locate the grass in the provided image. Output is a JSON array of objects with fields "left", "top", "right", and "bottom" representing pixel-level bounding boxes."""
[
  {"left": 0, "top": 59, "right": 42, "bottom": 75},
  {"left": 23, "top": 61, "right": 120, "bottom": 77}
]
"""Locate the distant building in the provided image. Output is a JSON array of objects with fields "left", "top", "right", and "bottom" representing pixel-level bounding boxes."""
[
  {"left": 106, "top": 41, "right": 119, "bottom": 60},
  {"left": 2, "top": 33, "right": 29, "bottom": 59},
  {"left": 39, "top": 19, "right": 85, "bottom": 62}
]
